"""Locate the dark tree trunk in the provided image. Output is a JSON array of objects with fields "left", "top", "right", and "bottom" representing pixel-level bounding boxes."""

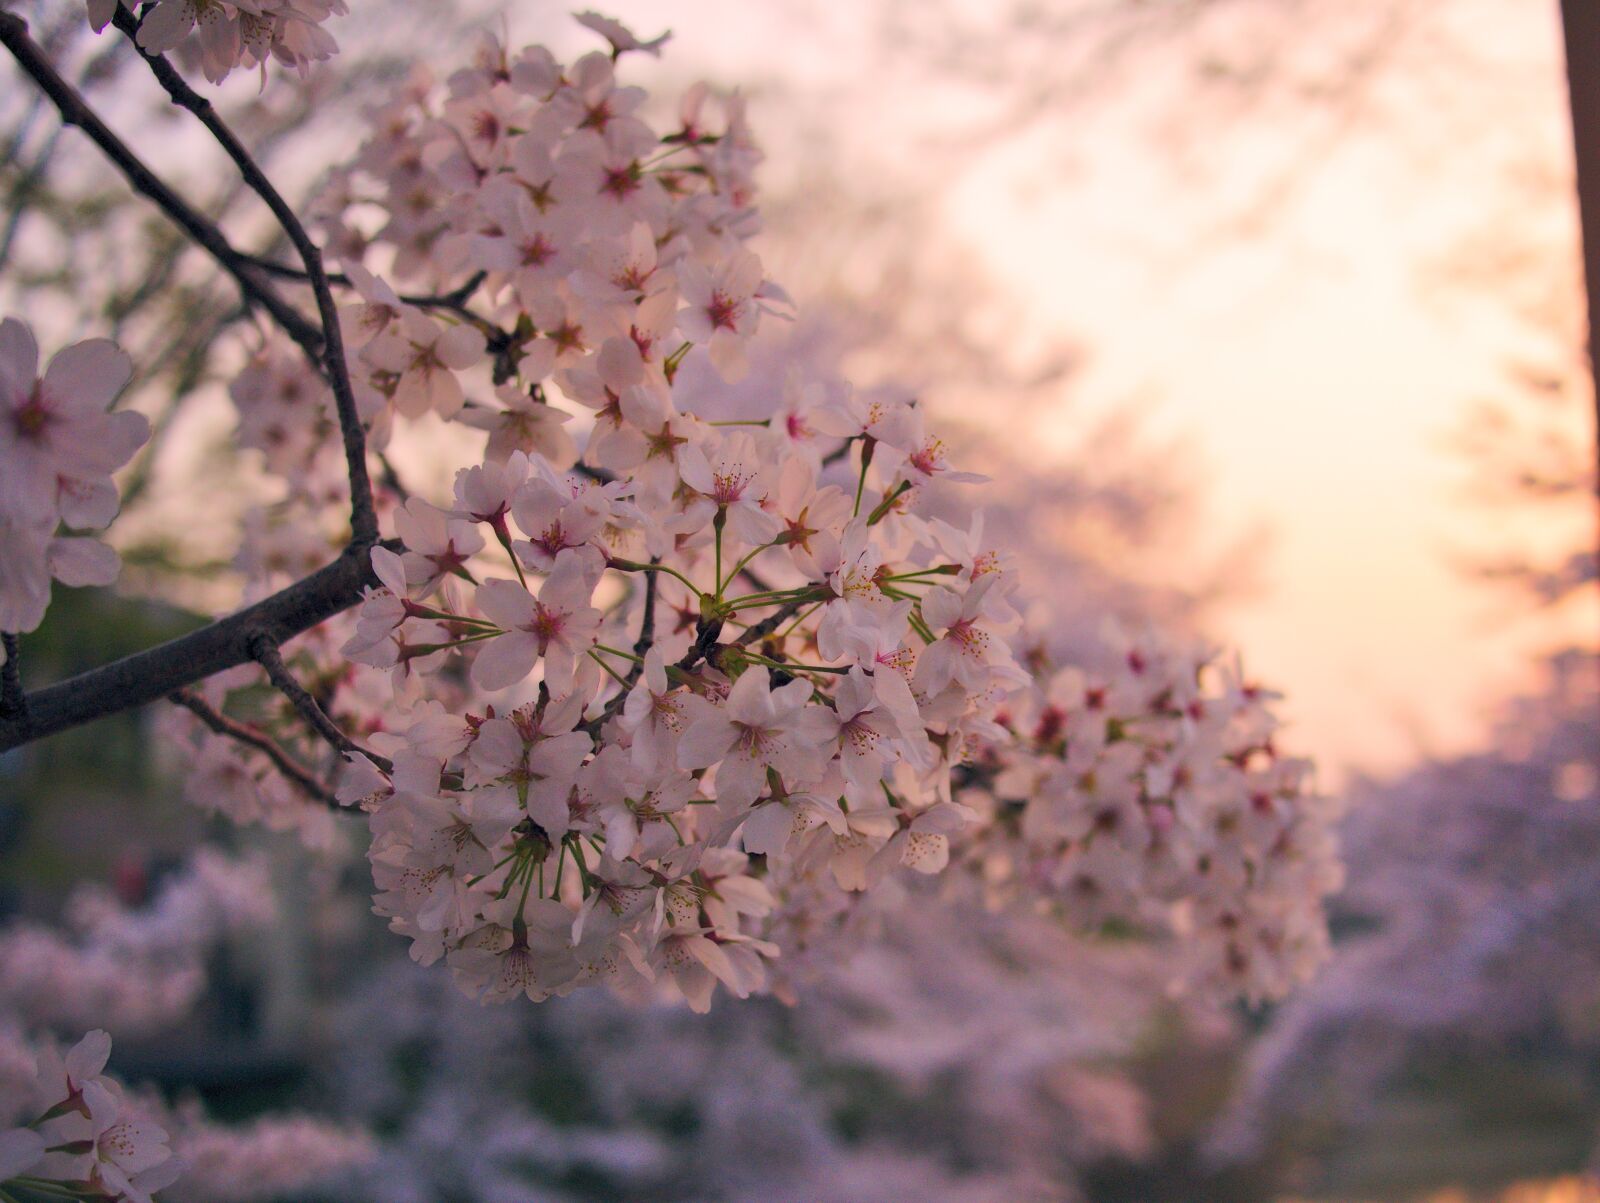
[{"left": 1559, "top": 1, "right": 1600, "bottom": 586}]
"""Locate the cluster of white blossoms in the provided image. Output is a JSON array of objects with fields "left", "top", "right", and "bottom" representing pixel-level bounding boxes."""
[
  {"left": 217, "top": 20, "right": 1042, "bottom": 1011},
  {"left": 153, "top": 1112, "right": 373, "bottom": 1203},
  {"left": 0, "top": 318, "right": 148, "bottom": 655},
  {"left": 5, "top": 7, "right": 1343, "bottom": 1034},
  {"left": 155, "top": 15, "right": 1344, "bottom": 1014},
  {"left": 1, "top": 1031, "right": 181, "bottom": 1203},
  {"left": 86, "top": 0, "right": 347, "bottom": 84},
  {"left": 958, "top": 630, "right": 1345, "bottom": 1001}
]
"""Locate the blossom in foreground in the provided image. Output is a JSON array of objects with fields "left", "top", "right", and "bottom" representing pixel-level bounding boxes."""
[
  {"left": 0, "top": 317, "right": 146, "bottom": 638},
  {"left": 114, "top": 11, "right": 1340, "bottom": 1020},
  {"left": 2, "top": 1030, "right": 182, "bottom": 1203},
  {"left": 88, "top": 0, "right": 350, "bottom": 85}
]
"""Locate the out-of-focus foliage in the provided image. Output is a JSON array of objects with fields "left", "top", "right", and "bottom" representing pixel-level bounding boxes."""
[{"left": 1210, "top": 651, "right": 1600, "bottom": 1196}]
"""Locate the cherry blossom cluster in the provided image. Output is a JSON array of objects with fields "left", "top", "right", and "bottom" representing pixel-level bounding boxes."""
[
  {"left": 147, "top": 15, "right": 1339, "bottom": 1015},
  {"left": 334, "top": 422, "right": 1023, "bottom": 1010},
  {"left": 144, "top": 1110, "right": 374, "bottom": 1203},
  {"left": 1209, "top": 650, "right": 1600, "bottom": 1161},
  {"left": 0, "top": 317, "right": 148, "bottom": 656},
  {"left": 1, "top": 1030, "right": 182, "bottom": 1203},
  {"left": 86, "top": 0, "right": 347, "bottom": 84},
  {"left": 0, "top": 856, "right": 372, "bottom": 1203},
  {"left": 957, "top": 629, "right": 1344, "bottom": 1001},
  {"left": 0, "top": 9, "right": 1335, "bottom": 1022},
  {"left": 300, "top": 17, "right": 789, "bottom": 437}
]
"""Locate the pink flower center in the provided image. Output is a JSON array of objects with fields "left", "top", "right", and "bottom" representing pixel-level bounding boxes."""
[
  {"left": 530, "top": 605, "right": 566, "bottom": 645},
  {"left": 520, "top": 234, "right": 555, "bottom": 267},
  {"left": 601, "top": 164, "right": 641, "bottom": 200},
  {"left": 550, "top": 321, "right": 585, "bottom": 353},
  {"left": 616, "top": 263, "right": 652, "bottom": 291},
  {"left": 650, "top": 692, "right": 685, "bottom": 731},
  {"left": 947, "top": 617, "right": 989, "bottom": 658},
  {"left": 909, "top": 438, "right": 947, "bottom": 476},
  {"left": 471, "top": 109, "right": 502, "bottom": 147},
  {"left": 710, "top": 466, "right": 753, "bottom": 504},
  {"left": 705, "top": 291, "right": 742, "bottom": 331},
  {"left": 12, "top": 388, "right": 51, "bottom": 441},
  {"left": 581, "top": 99, "right": 615, "bottom": 133},
  {"left": 733, "top": 721, "right": 776, "bottom": 758}
]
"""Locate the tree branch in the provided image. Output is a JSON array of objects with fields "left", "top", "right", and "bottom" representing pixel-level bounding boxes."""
[
  {"left": 0, "top": 19, "right": 404, "bottom": 757},
  {"left": 241, "top": 255, "right": 491, "bottom": 312},
  {"left": 169, "top": 688, "right": 340, "bottom": 808},
  {"left": 632, "top": 565, "right": 659, "bottom": 659},
  {"left": 734, "top": 598, "right": 810, "bottom": 649},
  {"left": 0, "top": 544, "right": 383, "bottom": 753},
  {"left": 111, "top": 7, "right": 377, "bottom": 546},
  {"left": 250, "top": 637, "right": 393, "bottom": 774},
  {"left": 0, "top": 11, "right": 324, "bottom": 354},
  {"left": 1558, "top": 0, "right": 1600, "bottom": 614}
]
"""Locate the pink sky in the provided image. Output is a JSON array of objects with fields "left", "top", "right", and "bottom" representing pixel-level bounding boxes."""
[{"left": 521, "top": 0, "right": 1597, "bottom": 784}]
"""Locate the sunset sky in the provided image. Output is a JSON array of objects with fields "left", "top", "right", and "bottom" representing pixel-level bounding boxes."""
[{"left": 504, "top": 0, "right": 1597, "bottom": 784}]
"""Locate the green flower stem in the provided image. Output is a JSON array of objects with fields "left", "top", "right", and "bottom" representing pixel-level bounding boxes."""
[
  {"left": 866, "top": 479, "right": 913, "bottom": 525},
  {"left": 851, "top": 440, "right": 872, "bottom": 517},
  {"left": 493, "top": 525, "right": 528, "bottom": 589},
  {"left": 745, "top": 653, "right": 847, "bottom": 676},
  {"left": 608, "top": 558, "right": 700, "bottom": 595},
  {"left": 588, "top": 650, "right": 631, "bottom": 689},
  {"left": 719, "top": 540, "right": 777, "bottom": 596}
]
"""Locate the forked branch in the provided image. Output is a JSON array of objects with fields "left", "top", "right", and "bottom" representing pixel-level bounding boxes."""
[
  {"left": 0, "top": 12, "right": 390, "bottom": 756},
  {"left": 169, "top": 688, "right": 340, "bottom": 807}
]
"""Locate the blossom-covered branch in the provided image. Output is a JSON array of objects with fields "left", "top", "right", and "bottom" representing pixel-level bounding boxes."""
[
  {"left": 168, "top": 687, "right": 339, "bottom": 807},
  {"left": 5, "top": 0, "right": 1338, "bottom": 1103}
]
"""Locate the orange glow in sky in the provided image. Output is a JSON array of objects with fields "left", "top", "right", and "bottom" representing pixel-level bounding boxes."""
[{"left": 541, "top": 0, "right": 1597, "bottom": 785}]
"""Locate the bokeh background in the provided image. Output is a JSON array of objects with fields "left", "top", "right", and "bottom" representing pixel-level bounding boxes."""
[{"left": 2, "top": 0, "right": 1598, "bottom": 1199}]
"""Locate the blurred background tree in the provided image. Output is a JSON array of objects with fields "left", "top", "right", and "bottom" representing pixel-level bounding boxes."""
[{"left": 2, "top": 1, "right": 1597, "bottom": 1199}]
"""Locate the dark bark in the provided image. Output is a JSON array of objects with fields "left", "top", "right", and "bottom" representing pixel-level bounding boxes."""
[
  {"left": 169, "top": 688, "right": 340, "bottom": 807},
  {"left": 109, "top": 7, "right": 378, "bottom": 545},
  {"left": 1558, "top": 0, "right": 1600, "bottom": 582},
  {"left": 0, "top": 546, "right": 380, "bottom": 753}
]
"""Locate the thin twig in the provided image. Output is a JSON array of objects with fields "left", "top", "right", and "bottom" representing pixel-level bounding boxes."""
[
  {"left": 0, "top": 123, "right": 60, "bottom": 272},
  {"left": 111, "top": 7, "right": 377, "bottom": 546},
  {"left": 377, "top": 452, "right": 412, "bottom": 502},
  {"left": 169, "top": 688, "right": 340, "bottom": 807},
  {"left": 250, "top": 636, "right": 393, "bottom": 774},
  {"left": 632, "top": 565, "right": 659, "bottom": 658},
  {"left": 587, "top": 565, "right": 664, "bottom": 734},
  {"left": 735, "top": 598, "right": 810, "bottom": 648},
  {"left": 0, "top": 12, "right": 323, "bottom": 351},
  {"left": 242, "top": 255, "right": 490, "bottom": 311}
]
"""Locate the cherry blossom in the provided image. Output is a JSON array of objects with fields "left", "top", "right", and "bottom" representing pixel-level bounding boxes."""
[
  {"left": 0, "top": 318, "right": 146, "bottom": 640},
  {"left": 1, "top": 14, "right": 1340, "bottom": 1091}
]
